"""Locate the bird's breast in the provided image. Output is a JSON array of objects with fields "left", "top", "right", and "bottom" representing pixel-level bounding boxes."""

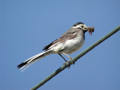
[{"left": 62, "top": 35, "right": 84, "bottom": 54}]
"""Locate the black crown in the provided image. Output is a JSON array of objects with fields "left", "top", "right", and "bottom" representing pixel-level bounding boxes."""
[{"left": 73, "top": 22, "right": 84, "bottom": 26}]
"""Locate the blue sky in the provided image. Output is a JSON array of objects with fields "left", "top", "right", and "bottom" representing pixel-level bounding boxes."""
[{"left": 1, "top": 0, "right": 120, "bottom": 90}]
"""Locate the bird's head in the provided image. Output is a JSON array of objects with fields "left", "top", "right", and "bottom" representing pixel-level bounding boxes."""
[{"left": 73, "top": 22, "right": 94, "bottom": 35}]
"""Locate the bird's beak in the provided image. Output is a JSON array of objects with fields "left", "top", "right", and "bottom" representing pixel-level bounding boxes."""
[{"left": 87, "top": 27, "right": 94, "bottom": 35}]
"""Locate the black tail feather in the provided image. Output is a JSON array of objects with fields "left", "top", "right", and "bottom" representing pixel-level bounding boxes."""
[
  {"left": 17, "top": 61, "right": 27, "bottom": 69},
  {"left": 17, "top": 50, "right": 52, "bottom": 70}
]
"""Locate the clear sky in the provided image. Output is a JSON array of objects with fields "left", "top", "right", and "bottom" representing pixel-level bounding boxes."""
[{"left": 1, "top": 0, "right": 120, "bottom": 90}]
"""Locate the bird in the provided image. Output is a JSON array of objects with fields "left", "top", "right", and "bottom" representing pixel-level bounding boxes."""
[{"left": 17, "top": 22, "right": 94, "bottom": 70}]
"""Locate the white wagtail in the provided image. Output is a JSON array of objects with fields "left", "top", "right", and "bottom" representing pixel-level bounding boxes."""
[{"left": 17, "top": 22, "right": 94, "bottom": 69}]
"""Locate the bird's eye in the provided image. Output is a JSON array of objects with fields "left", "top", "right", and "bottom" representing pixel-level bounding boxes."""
[{"left": 81, "top": 25, "right": 84, "bottom": 28}]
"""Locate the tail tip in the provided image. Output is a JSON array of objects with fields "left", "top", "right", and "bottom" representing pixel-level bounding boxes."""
[{"left": 17, "top": 62, "right": 27, "bottom": 69}]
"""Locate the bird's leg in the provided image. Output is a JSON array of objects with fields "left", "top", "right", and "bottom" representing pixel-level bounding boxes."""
[
  {"left": 58, "top": 53, "right": 67, "bottom": 62},
  {"left": 62, "top": 53, "right": 75, "bottom": 65},
  {"left": 62, "top": 53, "right": 74, "bottom": 67},
  {"left": 58, "top": 53, "right": 74, "bottom": 68},
  {"left": 62, "top": 53, "right": 72, "bottom": 60}
]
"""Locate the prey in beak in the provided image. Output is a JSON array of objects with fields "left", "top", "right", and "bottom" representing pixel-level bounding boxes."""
[{"left": 87, "top": 27, "right": 94, "bottom": 35}]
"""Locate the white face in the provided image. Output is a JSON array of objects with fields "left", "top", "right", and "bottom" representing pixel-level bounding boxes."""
[{"left": 73, "top": 24, "right": 88, "bottom": 30}]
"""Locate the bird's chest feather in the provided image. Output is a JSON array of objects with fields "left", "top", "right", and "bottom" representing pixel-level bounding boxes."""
[{"left": 63, "top": 35, "right": 84, "bottom": 54}]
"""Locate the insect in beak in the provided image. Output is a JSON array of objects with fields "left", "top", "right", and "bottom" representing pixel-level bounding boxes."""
[{"left": 87, "top": 27, "right": 94, "bottom": 35}]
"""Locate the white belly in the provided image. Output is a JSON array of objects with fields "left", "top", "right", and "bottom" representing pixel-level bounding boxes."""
[
  {"left": 62, "top": 36, "right": 84, "bottom": 54},
  {"left": 50, "top": 35, "right": 84, "bottom": 54}
]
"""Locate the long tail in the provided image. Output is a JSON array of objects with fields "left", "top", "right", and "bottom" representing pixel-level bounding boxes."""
[{"left": 17, "top": 50, "right": 52, "bottom": 70}]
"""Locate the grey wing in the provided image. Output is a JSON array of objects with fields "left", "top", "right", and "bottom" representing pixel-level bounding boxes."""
[
  {"left": 60, "top": 28, "right": 79, "bottom": 39},
  {"left": 43, "top": 40, "right": 57, "bottom": 50},
  {"left": 43, "top": 28, "right": 78, "bottom": 50}
]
